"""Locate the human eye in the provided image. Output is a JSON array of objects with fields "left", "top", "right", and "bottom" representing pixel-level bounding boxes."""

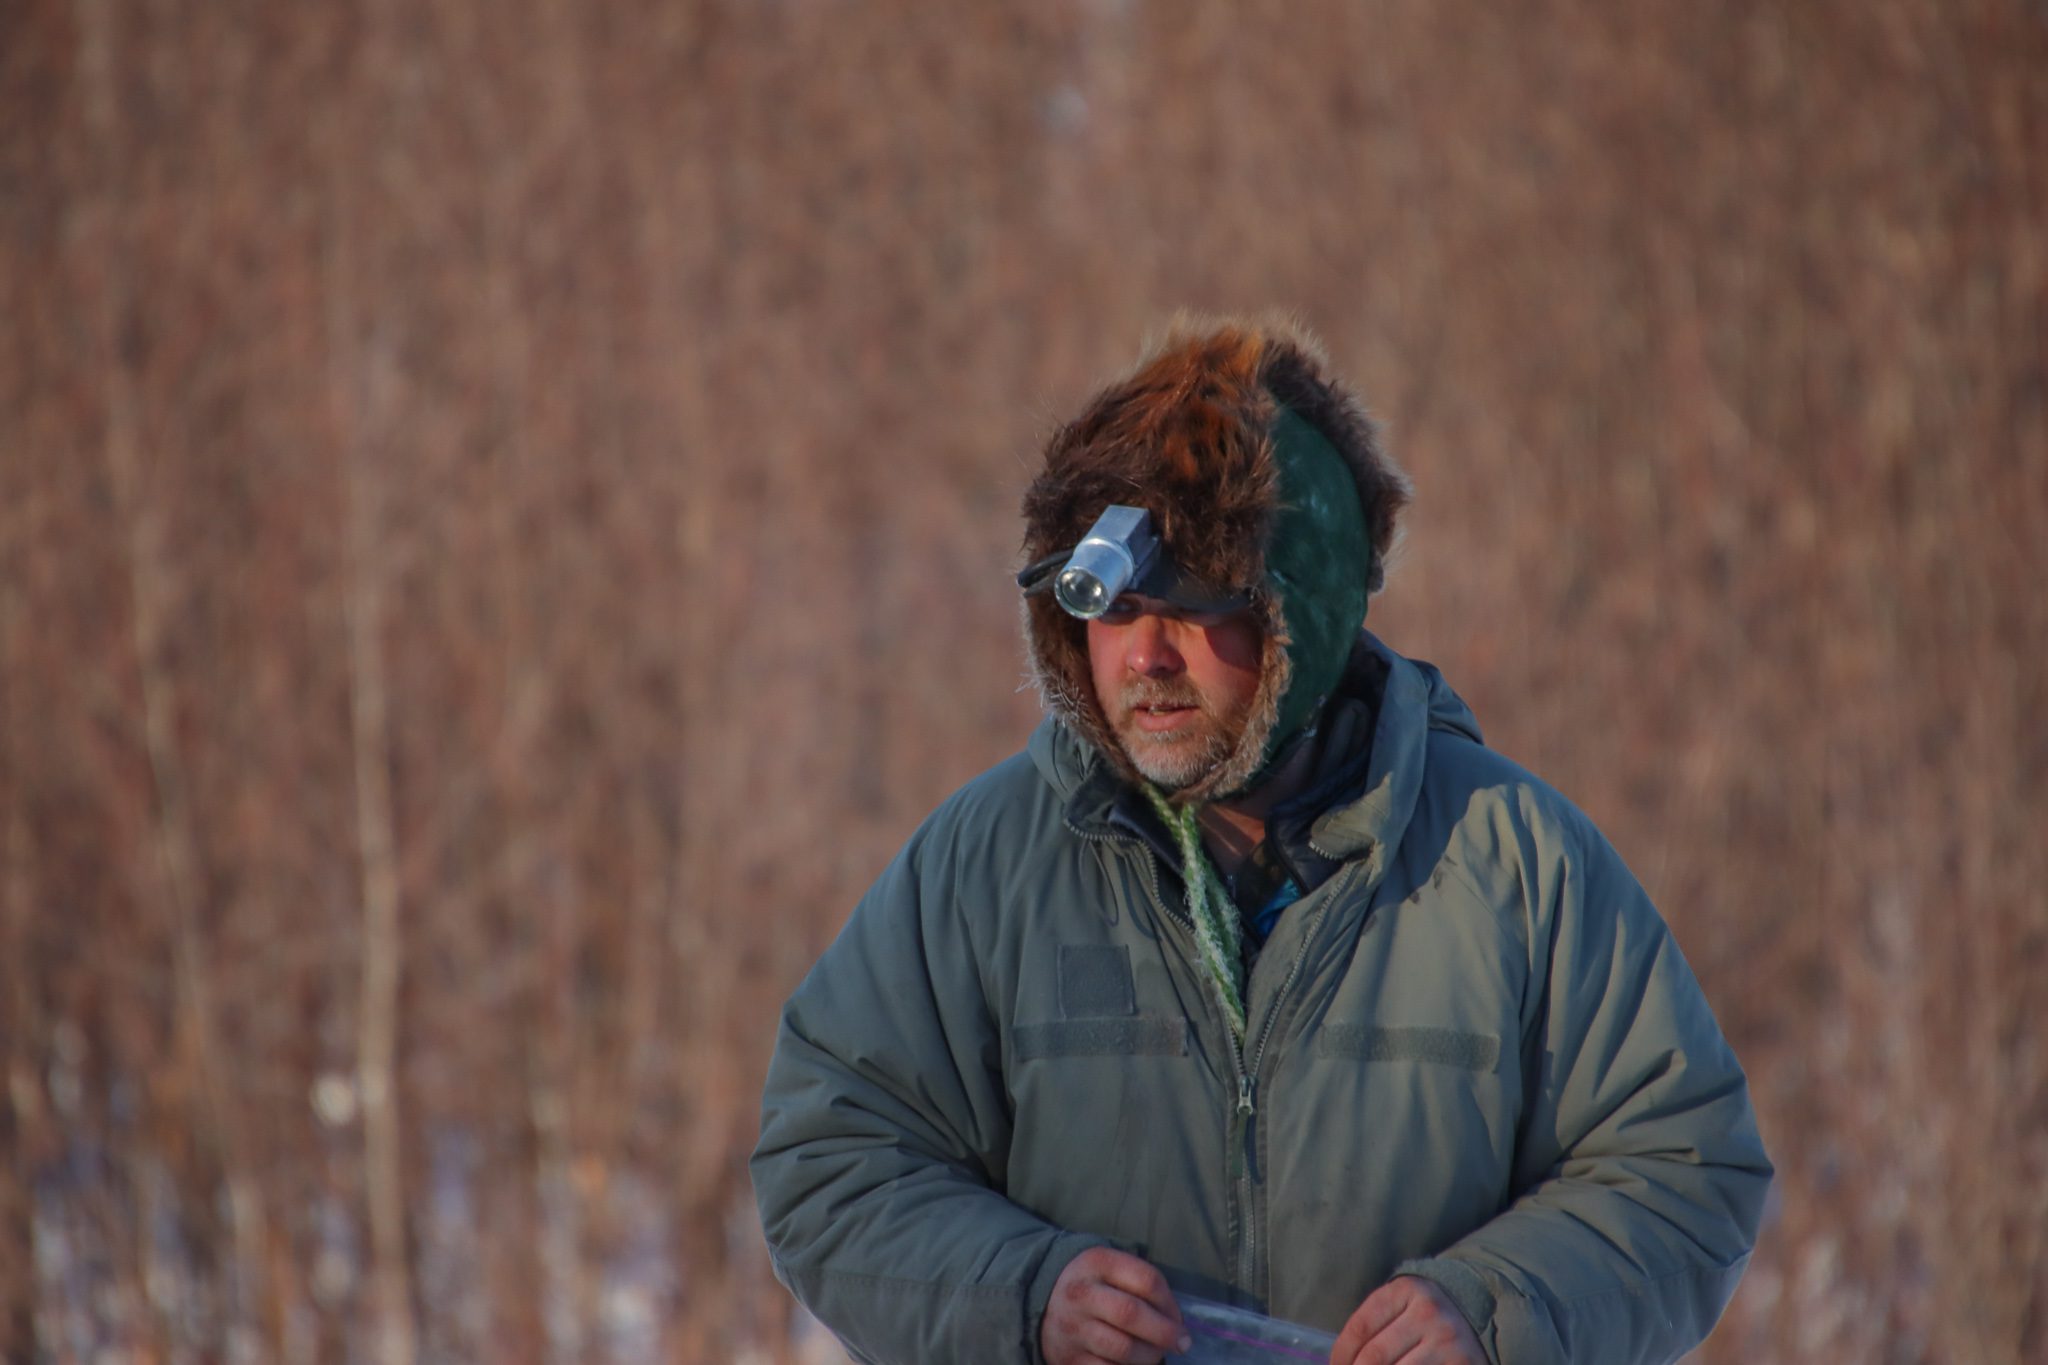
[{"left": 1097, "top": 598, "right": 1141, "bottom": 625}]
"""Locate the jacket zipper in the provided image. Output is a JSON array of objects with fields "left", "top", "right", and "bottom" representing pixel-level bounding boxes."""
[
  {"left": 1076, "top": 821, "right": 1363, "bottom": 1300},
  {"left": 1071, "top": 821, "right": 1255, "bottom": 1103}
]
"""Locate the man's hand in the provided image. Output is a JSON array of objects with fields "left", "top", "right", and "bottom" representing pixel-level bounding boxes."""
[
  {"left": 1330, "top": 1276, "right": 1485, "bottom": 1365},
  {"left": 1041, "top": 1247, "right": 1191, "bottom": 1365}
]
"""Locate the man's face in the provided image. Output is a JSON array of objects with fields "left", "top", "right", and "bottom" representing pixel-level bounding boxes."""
[{"left": 1086, "top": 596, "right": 1263, "bottom": 791}]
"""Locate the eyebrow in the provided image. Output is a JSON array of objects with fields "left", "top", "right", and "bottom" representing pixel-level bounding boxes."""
[{"left": 1106, "top": 595, "right": 1247, "bottom": 620}]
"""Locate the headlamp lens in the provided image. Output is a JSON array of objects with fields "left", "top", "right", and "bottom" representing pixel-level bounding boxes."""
[{"left": 1054, "top": 565, "right": 1116, "bottom": 619}]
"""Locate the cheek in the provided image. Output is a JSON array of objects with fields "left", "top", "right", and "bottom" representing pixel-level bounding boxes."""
[
  {"left": 1200, "top": 623, "right": 1265, "bottom": 716},
  {"left": 1202, "top": 619, "right": 1264, "bottom": 673},
  {"left": 1085, "top": 621, "right": 1124, "bottom": 706}
]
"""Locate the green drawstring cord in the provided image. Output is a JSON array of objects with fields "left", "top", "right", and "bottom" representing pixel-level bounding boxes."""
[{"left": 1141, "top": 785, "right": 1246, "bottom": 1044}]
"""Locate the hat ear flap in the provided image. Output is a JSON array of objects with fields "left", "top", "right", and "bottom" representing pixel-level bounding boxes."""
[{"left": 1263, "top": 405, "right": 1374, "bottom": 751}]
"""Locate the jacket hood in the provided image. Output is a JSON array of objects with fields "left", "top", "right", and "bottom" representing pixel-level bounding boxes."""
[
  {"left": 1020, "top": 315, "right": 1411, "bottom": 803},
  {"left": 1030, "top": 634, "right": 1483, "bottom": 867}
]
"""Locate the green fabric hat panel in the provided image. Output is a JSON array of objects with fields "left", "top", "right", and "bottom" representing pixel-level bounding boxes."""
[{"left": 1265, "top": 404, "right": 1373, "bottom": 748}]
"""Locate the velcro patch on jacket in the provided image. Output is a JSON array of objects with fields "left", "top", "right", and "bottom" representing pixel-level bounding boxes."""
[
  {"left": 1316, "top": 1024, "right": 1502, "bottom": 1073},
  {"left": 1058, "top": 943, "right": 1137, "bottom": 1017},
  {"left": 1015, "top": 1018, "right": 1190, "bottom": 1059}
]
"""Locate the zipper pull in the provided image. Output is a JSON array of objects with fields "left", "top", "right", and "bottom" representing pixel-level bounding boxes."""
[{"left": 1237, "top": 1075, "right": 1256, "bottom": 1117}]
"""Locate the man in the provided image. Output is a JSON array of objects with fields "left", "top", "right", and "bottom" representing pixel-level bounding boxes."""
[{"left": 752, "top": 318, "right": 1772, "bottom": 1365}]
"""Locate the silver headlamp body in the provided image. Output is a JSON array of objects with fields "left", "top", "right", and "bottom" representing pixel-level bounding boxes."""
[{"left": 1053, "top": 505, "right": 1158, "bottom": 619}]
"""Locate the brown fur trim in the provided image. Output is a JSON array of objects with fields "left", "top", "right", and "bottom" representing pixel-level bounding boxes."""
[{"left": 1021, "top": 314, "right": 1410, "bottom": 800}]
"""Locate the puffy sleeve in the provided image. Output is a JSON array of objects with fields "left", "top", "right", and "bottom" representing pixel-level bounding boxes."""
[
  {"left": 1394, "top": 803, "right": 1774, "bottom": 1365},
  {"left": 750, "top": 820, "right": 1105, "bottom": 1365}
]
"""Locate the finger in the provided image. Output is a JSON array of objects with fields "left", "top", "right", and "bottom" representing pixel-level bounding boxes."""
[
  {"left": 1382, "top": 1277, "right": 1482, "bottom": 1365},
  {"left": 1082, "top": 1280, "right": 1187, "bottom": 1354},
  {"left": 1089, "top": 1252, "right": 1186, "bottom": 1346},
  {"left": 1047, "top": 1312, "right": 1149, "bottom": 1365},
  {"left": 1391, "top": 1346, "right": 1480, "bottom": 1365},
  {"left": 1076, "top": 1317, "right": 1169, "bottom": 1365},
  {"left": 1331, "top": 1281, "right": 1413, "bottom": 1363},
  {"left": 1095, "top": 1252, "right": 1178, "bottom": 1315},
  {"left": 1352, "top": 1303, "right": 1427, "bottom": 1365}
]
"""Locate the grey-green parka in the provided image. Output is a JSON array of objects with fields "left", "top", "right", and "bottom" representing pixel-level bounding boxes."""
[{"left": 752, "top": 635, "right": 1772, "bottom": 1364}]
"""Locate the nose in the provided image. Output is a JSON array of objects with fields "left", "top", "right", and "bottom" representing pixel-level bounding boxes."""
[{"left": 1123, "top": 613, "right": 1184, "bottom": 678}]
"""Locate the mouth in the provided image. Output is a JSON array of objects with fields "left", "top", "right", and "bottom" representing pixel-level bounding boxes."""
[{"left": 1128, "top": 701, "right": 1200, "bottom": 735}]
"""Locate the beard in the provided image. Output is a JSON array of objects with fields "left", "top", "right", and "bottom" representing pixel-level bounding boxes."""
[{"left": 1107, "top": 678, "right": 1251, "bottom": 792}]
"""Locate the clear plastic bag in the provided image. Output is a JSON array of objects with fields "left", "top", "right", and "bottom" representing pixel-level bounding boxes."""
[{"left": 1165, "top": 1295, "right": 1338, "bottom": 1364}]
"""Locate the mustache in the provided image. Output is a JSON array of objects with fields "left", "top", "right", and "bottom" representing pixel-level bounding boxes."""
[{"left": 1118, "top": 681, "right": 1205, "bottom": 712}]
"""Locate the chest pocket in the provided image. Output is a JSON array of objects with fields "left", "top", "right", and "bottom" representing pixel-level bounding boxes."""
[
  {"left": 1013, "top": 944, "right": 1190, "bottom": 1059},
  {"left": 1059, "top": 943, "right": 1135, "bottom": 1015}
]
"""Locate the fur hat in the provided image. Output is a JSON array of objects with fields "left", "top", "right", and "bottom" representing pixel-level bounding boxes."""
[{"left": 1021, "top": 315, "right": 1410, "bottom": 801}]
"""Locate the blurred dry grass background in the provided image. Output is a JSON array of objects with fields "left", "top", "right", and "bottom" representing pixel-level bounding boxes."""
[{"left": 3, "top": 0, "right": 2045, "bottom": 1361}]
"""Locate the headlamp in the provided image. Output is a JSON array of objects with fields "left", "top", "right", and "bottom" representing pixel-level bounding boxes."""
[
  {"left": 1016, "top": 503, "right": 1250, "bottom": 620},
  {"left": 1051, "top": 505, "right": 1157, "bottom": 619}
]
